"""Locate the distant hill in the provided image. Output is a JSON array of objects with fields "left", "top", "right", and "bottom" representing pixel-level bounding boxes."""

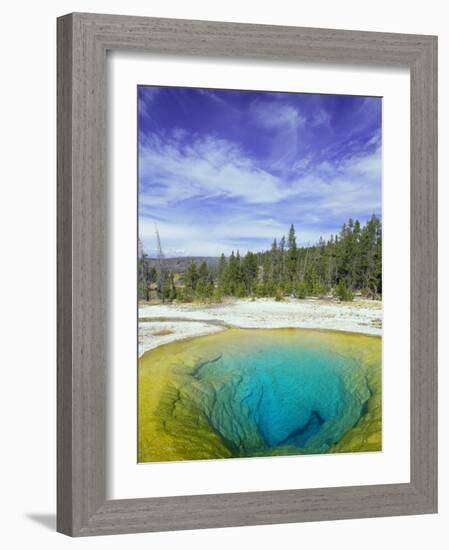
[{"left": 146, "top": 256, "right": 220, "bottom": 272}]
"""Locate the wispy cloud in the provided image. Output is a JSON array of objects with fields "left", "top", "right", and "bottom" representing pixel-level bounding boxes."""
[
  {"left": 139, "top": 133, "right": 287, "bottom": 205},
  {"left": 250, "top": 100, "right": 305, "bottom": 130},
  {"left": 311, "top": 108, "right": 331, "bottom": 128},
  {"left": 248, "top": 99, "right": 306, "bottom": 172},
  {"left": 137, "top": 87, "right": 160, "bottom": 120}
]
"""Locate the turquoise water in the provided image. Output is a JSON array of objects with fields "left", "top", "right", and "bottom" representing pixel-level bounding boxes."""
[{"left": 189, "top": 344, "right": 371, "bottom": 455}]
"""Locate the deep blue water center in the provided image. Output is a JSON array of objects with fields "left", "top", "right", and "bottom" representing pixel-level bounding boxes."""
[{"left": 192, "top": 344, "right": 368, "bottom": 455}]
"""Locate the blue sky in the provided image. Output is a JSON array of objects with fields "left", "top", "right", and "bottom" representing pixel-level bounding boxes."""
[{"left": 138, "top": 86, "right": 381, "bottom": 257}]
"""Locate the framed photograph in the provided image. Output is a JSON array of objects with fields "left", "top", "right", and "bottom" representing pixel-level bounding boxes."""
[{"left": 57, "top": 13, "right": 437, "bottom": 536}]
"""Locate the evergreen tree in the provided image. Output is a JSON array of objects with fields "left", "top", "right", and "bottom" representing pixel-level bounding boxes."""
[
  {"left": 198, "top": 261, "right": 209, "bottom": 288},
  {"left": 243, "top": 252, "right": 258, "bottom": 295},
  {"left": 287, "top": 224, "right": 298, "bottom": 284},
  {"left": 218, "top": 253, "right": 227, "bottom": 289},
  {"left": 169, "top": 272, "right": 177, "bottom": 301},
  {"left": 185, "top": 262, "right": 198, "bottom": 291},
  {"left": 279, "top": 235, "right": 286, "bottom": 282}
]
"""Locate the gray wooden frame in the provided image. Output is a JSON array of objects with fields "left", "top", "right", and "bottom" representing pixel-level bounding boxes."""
[{"left": 57, "top": 12, "right": 438, "bottom": 537}]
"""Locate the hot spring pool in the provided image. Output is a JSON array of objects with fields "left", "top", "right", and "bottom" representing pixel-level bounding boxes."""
[{"left": 138, "top": 328, "right": 382, "bottom": 462}]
